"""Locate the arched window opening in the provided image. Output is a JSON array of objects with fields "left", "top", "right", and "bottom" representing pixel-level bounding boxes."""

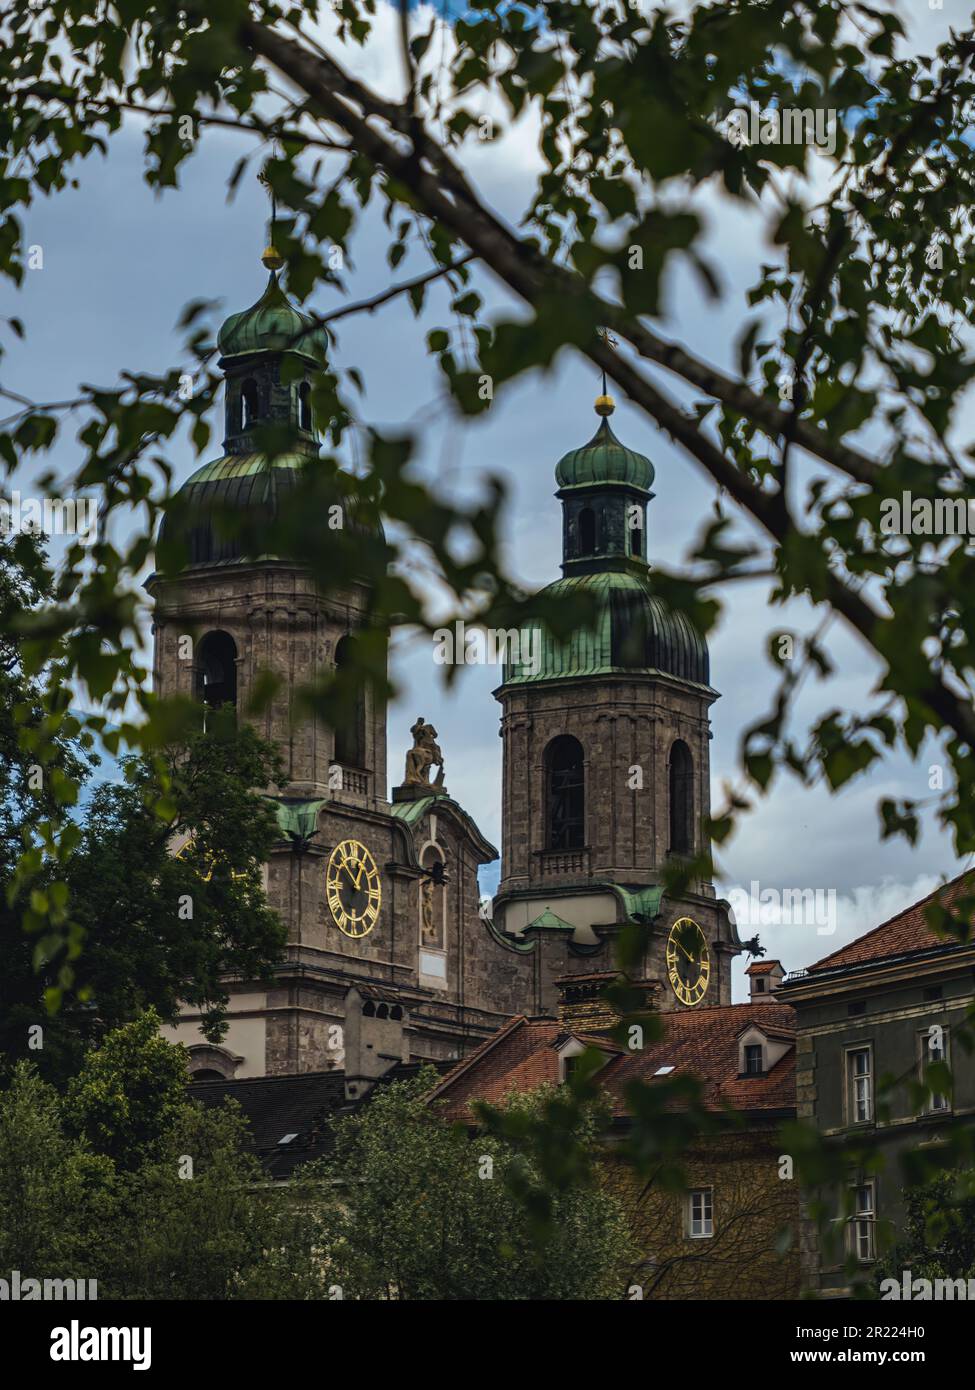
[
  {"left": 420, "top": 844, "right": 447, "bottom": 951},
  {"left": 191, "top": 1069, "right": 224, "bottom": 1081},
  {"left": 669, "top": 739, "right": 694, "bottom": 855},
  {"left": 376, "top": 1003, "right": 389, "bottom": 1020},
  {"left": 195, "top": 631, "right": 238, "bottom": 709},
  {"left": 363, "top": 1000, "right": 376, "bottom": 1017},
  {"left": 298, "top": 381, "right": 313, "bottom": 433},
  {"left": 241, "top": 378, "right": 259, "bottom": 430},
  {"left": 629, "top": 523, "right": 641, "bottom": 557},
  {"left": 390, "top": 1005, "right": 403, "bottom": 1021},
  {"left": 545, "top": 735, "right": 585, "bottom": 850},
  {"left": 578, "top": 507, "right": 596, "bottom": 556},
  {"left": 333, "top": 634, "right": 366, "bottom": 768}
]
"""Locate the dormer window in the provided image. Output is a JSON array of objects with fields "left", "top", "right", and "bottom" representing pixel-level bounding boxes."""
[
  {"left": 556, "top": 1034, "right": 616, "bottom": 1084},
  {"left": 737, "top": 1022, "right": 793, "bottom": 1077}
]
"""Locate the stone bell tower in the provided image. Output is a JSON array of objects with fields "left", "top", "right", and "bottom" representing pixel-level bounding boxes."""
[
  {"left": 149, "top": 245, "right": 386, "bottom": 806},
  {"left": 151, "top": 242, "right": 537, "bottom": 1080},
  {"left": 490, "top": 387, "right": 741, "bottom": 1010}
]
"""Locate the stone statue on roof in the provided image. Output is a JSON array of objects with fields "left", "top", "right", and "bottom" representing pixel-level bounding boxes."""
[{"left": 404, "top": 717, "right": 446, "bottom": 790}]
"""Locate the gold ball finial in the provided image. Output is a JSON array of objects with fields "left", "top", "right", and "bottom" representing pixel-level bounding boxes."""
[
  {"left": 594, "top": 392, "right": 615, "bottom": 417},
  {"left": 261, "top": 245, "right": 284, "bottom": 272}
]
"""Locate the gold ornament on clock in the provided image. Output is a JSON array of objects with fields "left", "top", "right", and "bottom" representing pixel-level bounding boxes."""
[
  {"left": 326, "top": 838, "right": 382, "bottom": 938},
  {"left": 666, "top": 916, "right": 711, "bottom": 1007}
]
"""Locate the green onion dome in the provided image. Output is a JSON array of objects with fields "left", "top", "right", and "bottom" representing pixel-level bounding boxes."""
[
  {"left": 217, "top": 248, "right": 327, "bottom": 362},
  {"left": 159, "top": 452, "right": 318, "bottom": 567},
  {"left": 555, "top": 415, "right": 655, "bottom": 493},
  {"left": 503, "top": 570, "right": 711, "bottom": 688}
]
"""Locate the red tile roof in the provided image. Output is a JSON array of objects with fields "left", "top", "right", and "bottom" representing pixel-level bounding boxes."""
[
  {"left": 429, "top": 1003, "right": 796, "bottom": 1124},
  {"left": 806, "top": 871, "right": 975, "bottom": 975},
  {"left": 427, "top": 1017, "right": 562, "bottom": 1122},
  {"left": 599, "top": 1003, "right": 795, "bottom": 1118},
  {"left": 746, "top": 960, "right": 782, "bottom": 975}
]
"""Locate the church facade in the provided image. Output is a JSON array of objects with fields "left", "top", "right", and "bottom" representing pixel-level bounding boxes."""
[{"left": 153, "top": 250, "right": 743, "bottom": 1080}]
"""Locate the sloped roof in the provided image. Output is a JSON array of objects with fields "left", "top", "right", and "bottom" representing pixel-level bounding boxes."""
[
  {"left": 191, "top": 1061, "right": 451, "bottom": 1179},
  {"left": 429, "top": 1003, "right": 796, "bottom": 1124},
  {"left": 191, "top": 1069, "right": 350, "bottom": 1179},
  {"left": 599, "top": 1003, "right": 796, "bottom": 1118},
  {"left": 806, "top": 871, "right": 975, "bottom": 975},
  {"left": 427, "top": 1016, "right": 563, "bottom": 1122}
]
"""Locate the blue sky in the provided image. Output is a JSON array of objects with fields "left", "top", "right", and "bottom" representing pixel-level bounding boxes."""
[{"left": 3, "top": 0, "right": 972, "bottom": 997}]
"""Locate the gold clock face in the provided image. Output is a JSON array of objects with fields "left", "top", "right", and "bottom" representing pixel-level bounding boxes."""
[
  {"left": 326, "top": 838, "right": 382, "bottom": 938},
  {"left": 666, "top": 917, "right": 711, "bottom": 1007}
]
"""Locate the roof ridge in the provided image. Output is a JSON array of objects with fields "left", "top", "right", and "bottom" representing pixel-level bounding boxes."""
[
  {"left": 190, "top": 1069, "right": 343, "bottom": 1087},
  {"left": 809, "top": 869, "right": 973, "bottom": 971}
]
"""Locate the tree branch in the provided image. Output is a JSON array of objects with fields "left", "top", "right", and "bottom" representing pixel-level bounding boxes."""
[{"left": 237, "top": 18, "right": 975, "bottom": 751}]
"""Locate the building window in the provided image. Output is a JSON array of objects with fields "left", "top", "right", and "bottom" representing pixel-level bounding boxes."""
[
  {"left": 240, "top": 378, "right": 259, "bottom": 430},
  {"left": 846, "top": 1047, "right": 873, "bottom": 1124},
  {"left": 744, "top": 1043, "right": 764, "bottom": 1075},
  {"left": 668, "top": 739, "right": 694, "bottom": 854},
  {"left": 544, "top": 735, "right": 585, "bottom": 850},
  {"left": 754, "top": 977, "right": 766, "bottom": 993},
  {"left": 578, "top": 506, "right": 596, "bottom": 556},
  {"left": 849, "top": 1182, "right": 876, "bottom": 1262},
  {"left": 687, "top": 1188, "right": 713, "bottom": 1239},
  {"left": 298, "top": 381, "right": 313, "bottom": 433},
  {"left": 194, "top": 630, "right": 238, "bottom": 709},
  {"left": 333, "top": 634, "right": 366, "bottom": 768},
  {"left": 919, "top": 1026, "right": 950, "bottom": 1113}
]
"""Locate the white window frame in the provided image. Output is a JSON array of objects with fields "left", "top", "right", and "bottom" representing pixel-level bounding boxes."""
[
  {"left": 686, "top": 1188, "right": 713, "bottom": 1240},
  {"left": 849, "top": 1181, "right": 876, "bottom": 1263},
  {"left": 918, "top": 1026, "right": 951, "bottom": 1114},
  {"left": 845, "top": 1045, "right": 873, "bottom": 1125}
]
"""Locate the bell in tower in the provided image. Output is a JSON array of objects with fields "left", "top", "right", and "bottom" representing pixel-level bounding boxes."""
[{"left": 491, "top": 387, "right": 741, "bottom": 1010}]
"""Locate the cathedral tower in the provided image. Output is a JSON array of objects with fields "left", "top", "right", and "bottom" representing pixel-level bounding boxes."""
[
  {"left": 491, "top": 389, "right": 741, "bottom": 1010},
  {"left": 150, "top": 247, "right": 532, "bottom": 1077},
  {"left": 150, "top": 246, "right": 385, "bottom": 804}
]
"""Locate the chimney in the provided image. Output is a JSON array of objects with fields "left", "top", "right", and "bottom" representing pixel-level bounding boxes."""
[
  {"left": 556, "top": 972, "right": 660, "bottom": 1034},
  {"left": 746, "top": 959, "right": 785, "bottom": 1003},
  {"left": 343, "top": 986, "right": 408, "bottom": 1101}
]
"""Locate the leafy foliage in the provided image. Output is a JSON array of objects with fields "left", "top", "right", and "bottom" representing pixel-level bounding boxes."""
[
  {"left": 3, "top": 0, "right": 975, "bottom": 1269},
  {"left": 305, "top": 1070, "right": 635, "bottom": 1299},
  {"left": 0, "top": 1033, "right": 333, "bottom": 1300},
  {"left": 875, "top": 1170, "right": 975, "bottom": 1288}
]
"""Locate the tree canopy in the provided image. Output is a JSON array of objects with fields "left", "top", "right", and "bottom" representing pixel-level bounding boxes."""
[{"left": 2, "top": 0, "right": 975, "bottom": 1271}]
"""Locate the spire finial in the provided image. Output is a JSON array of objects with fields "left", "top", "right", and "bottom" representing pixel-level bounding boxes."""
[
  {"left": 258, "top": 165, "right": 283, "bottom": 274},
  {"left": 595, "top": 332, "right": 616, "bottom": 416}
]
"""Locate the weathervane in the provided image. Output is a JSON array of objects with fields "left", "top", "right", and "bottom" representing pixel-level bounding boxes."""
[{"left": 257, "top": 165, "right": 283, "bottom": 273}]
